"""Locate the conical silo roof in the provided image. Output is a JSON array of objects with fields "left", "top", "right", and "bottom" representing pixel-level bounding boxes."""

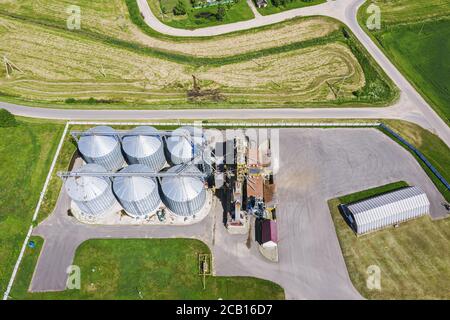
[
  {"left": 113, "top": 164, "right": 158, "bottom": 202},
  {"left": 161, "top": 165, "right": 204, "bottom": 202},
  {"left": 65, "top": 164, "right": 109, "bottom": 202},
  {"left": 122, "top": 126, "right": 166, "bottom": 171},
  {"left": 166, "top": 126, "right": 204, "bottom": 164},
  {"left": 78, "top": 126, "right": 119, "bottom": 158}
]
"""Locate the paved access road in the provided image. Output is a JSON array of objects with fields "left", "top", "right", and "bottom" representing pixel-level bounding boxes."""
[
  {"left": 134, "top": 0, "right": 450, "bottom": 146},
  {"left": 2, "top": 0, "right": 449, "bottom": 148},
  {"left": 30, "top": 129, "right": 447, "bottom": 298}
]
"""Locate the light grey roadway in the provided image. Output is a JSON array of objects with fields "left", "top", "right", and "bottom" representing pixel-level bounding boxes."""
[
  {"left": 31, "top": 129, "right": 447, "bottom": 298},
  {"left": 2, "top": 0, "right": 449, "bottom": 148}
]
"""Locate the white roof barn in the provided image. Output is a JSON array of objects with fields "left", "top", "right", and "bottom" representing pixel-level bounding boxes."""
[{"left": 342, "top": 186, "right": 430, "bottom": 235}]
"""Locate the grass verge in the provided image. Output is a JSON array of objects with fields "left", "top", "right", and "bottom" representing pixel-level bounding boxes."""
[
  {"left": 256, "top": 0, "right": 326, "bottom": 16},
  {"left": 0, "top": 118, "right": 63, "bottom": 295},
  {"left": 9, "top": 238, "right": 285, "bottom": 300},
  {"left": 328, "top": 182, "right": 450, "bottom": 299}
]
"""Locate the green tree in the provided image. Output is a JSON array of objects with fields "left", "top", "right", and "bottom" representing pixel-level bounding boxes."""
[
  {"left": 0, "top": 108, "right": 17, "bottom": 127},
  {"left": 216, "top": 5, "right": 226, "bottom": 21},
  {"left": 173, "top": 0, "right": 187, "bottom": 15}
]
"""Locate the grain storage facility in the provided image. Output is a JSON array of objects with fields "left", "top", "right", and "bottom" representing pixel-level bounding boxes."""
[
  {"left": 161, "top": 165, "right": 206, "bottom": 216},
  {"left": 341, "top": 186, "right": 430, "bottom": 235},
  {"left": 65, "top": 163, "right": 117, "bottom": 219},
  {"left": 122, "top": 126, "right": 166, "bottom": 171},
  {"left": 78, "top": 126, "right": 124, "bottom": 171},
  {"left": 166, "top": 126, "right": 204, "bottom": 165},
  {"left": 113, "top": 164, "right": 162, "bottom": 219}
]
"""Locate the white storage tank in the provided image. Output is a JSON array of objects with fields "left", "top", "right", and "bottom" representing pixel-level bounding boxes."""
[
  {"left": 113, "top": 164, "right": 161, "bottom": 218},
  {"left": 65, "top": 163, "right": 117, "bottom": 218},
  {"left": 122, "top": 126, "right": 166, "bottom": 172},
  {"left": 161, "top": 165, "right": 206, "bottom": 216},
  {"left": 166, "top": 126, "right": 204, "bottom": 165},
  {"left": 78, "top": 126, "right": 124, "bottom": 171}
]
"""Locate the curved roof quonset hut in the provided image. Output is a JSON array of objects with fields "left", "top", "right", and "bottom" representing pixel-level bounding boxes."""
[
  {"left": 113, "top": 164, "right": 161, "bottom": 218},
  {"left": 122, "top": 126, "right": 166, "bottom": 172},
  {"left": 78, "top": 126, "right": 124, "bottom": 172},
  {"left": 160, "top": 165, "right": 206, "bottom": 217},
  {"left": 65, "top": 163, "right": 117, "bottom": 217},
  {"left": 342, "top": 186, "right": 430, "bottom": 235}
]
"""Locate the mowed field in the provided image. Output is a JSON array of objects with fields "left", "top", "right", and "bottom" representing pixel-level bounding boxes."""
[
  {"left": 0, "top": 118, "right": 63, "bottom": 296},
  {"left": 10, "top": 238, "right": 285, "bottom": 300},
  {"left": 0, "top": 0, "right": 395, "bottom": 108},
  {"left": 359, "top": 0, "right": 450, "bottom": 123}
]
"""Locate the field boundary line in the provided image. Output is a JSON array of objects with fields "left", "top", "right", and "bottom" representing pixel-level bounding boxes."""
[{"left": 3, "top": 121, "right": 70, "bottom": 301}]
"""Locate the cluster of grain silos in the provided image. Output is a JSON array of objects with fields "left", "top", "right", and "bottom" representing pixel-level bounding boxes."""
[{"left": 68, "top": 125, "right": 208, "bottom": 221}]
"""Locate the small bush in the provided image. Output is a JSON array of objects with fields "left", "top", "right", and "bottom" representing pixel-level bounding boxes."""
[
  {"left": 173, "top": 1, "right": 187, "bottom": 15},
  {"left": 0, "top": 108, "right": 18, "bottom": 127}
]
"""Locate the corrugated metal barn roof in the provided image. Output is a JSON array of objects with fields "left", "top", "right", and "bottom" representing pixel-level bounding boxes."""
[{"left": 345, "top": 186, "right": 430, "bottom": 234}]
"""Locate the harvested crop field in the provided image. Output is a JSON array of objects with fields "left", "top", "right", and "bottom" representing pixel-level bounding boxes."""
[
  {"left": 0, "top": 14, "right": 366, "bottom": 106},
  {"left": 0, "top": 0, "right": 341, "bottom": 57},
  {"left": 0, "top": 0, "right": 396, "bottom": 108}
]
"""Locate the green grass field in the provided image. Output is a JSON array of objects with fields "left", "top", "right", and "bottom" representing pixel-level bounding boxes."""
[
  {"left": 256, "top": 0, "right": 326, "bottom": 16},
  {"left": 329, "top": 182, "right": 450, "bottom": 299},
  {"left": 9, "top": 238, "right": 285, "bottom": 300},
  {"left": 358, "top": 0, "right": 450, "bottom": 124},
  {"left": 149, "top": 0, "right": 255, "bottom": 29},
  {"left": 0, "top": 118, "right": 63, "bottom": 295}
]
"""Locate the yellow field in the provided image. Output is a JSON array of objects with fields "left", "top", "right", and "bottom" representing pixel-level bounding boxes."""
[
  {"left": 0, "top": 13, "right": 364, "bottom": 106},
  {"left": 0, "top": 0, "right": 341, "bottom": 57}
]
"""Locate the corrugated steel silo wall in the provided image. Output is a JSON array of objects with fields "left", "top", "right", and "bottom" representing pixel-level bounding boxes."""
[
  {"left": 126, "top": 145, "right": 166, "bottom": 172},
  {"left": 118, "top": 187, "right": 161, "bottom": 217},
  {"left": 164, "top": 187, "right": 206, "bottom": 217},
  {"left": 74, "top": 186, "right": 117, "bottom": 216},
  {"left": 83, "top": 144, "right": 124, "bottom": 172}
]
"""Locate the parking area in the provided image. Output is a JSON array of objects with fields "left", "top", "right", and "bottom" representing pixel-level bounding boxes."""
[
  {"left": 211, "top": 128, "right": 447, "bottom": 299},
  {"left": 30, "top": 128, "right": 447, "bottom": 299}
]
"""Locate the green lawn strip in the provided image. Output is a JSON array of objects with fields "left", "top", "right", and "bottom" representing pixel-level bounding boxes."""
[
  {"left": 148, "top": 0, "right": 255, "bottom": 29},
  {"left": 380, "top": 120, "right": 450, "bottom": 202},
  {"left": 329, "top": 188, "right": 450, "bottom": 299},
  {"left": 0, "top": 119, "right": 63, "bottom": 294},
  {"left": 357, "top": 1, "right": 450, "bottom": 125},
  {"left": 340, "top": 28, "right": 398, "bottom": 105},
  {"left": 256, "top": 0, "right": 326, "bottom": 16},
  {"left": 339, "top": 181, "right": 409, "bottom": 204},
  {"left": 10, "top": 238, "right": 285, "bottom": 299}
]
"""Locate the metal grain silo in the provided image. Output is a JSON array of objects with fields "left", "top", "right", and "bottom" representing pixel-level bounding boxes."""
[
  {"left": 122, "top": 126, "right": 166, "bottom": 172},
  {"left": 65, "top": 163, "right": 117, "bottom": 217},
  {"left": 166, "top": 126, "right": 204, "bottom": 165},
  {"left": 161, "top": 165, "right": 206, "bottom": 216},
  {"left": 78, "top": 126, "right": 124, "bottom": 171},
  {"left": 113, "top": 164, "right": 161, "bottom": 218}
]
